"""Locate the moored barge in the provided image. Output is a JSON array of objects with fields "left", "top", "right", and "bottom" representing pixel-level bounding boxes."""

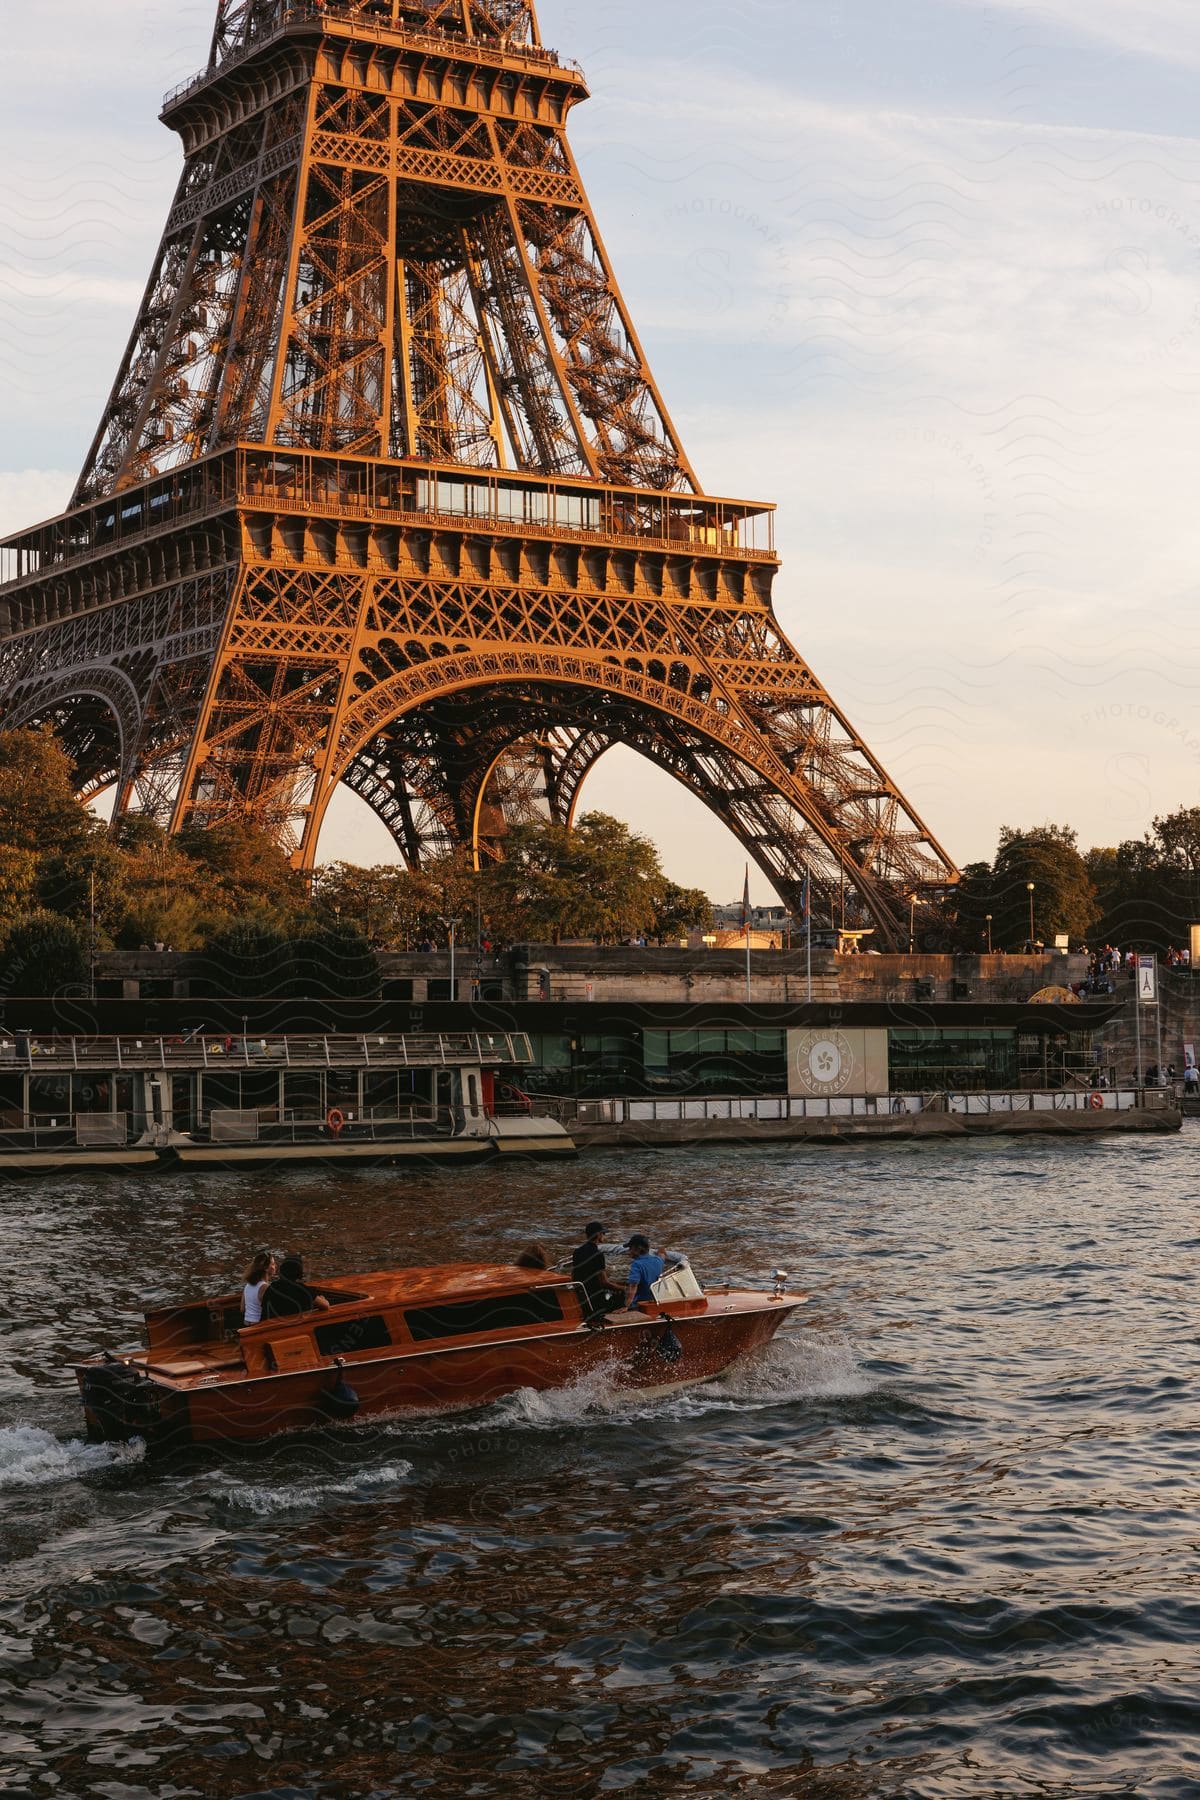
[{"left": 0, "top": 1030, "right": 573, "bottom": 1173}]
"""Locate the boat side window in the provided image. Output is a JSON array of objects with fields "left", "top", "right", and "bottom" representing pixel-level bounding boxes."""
[
  {"left": 314, "top": 1313, "right": 393, "bottom": 1357},
  {"left": 405, "top": 1289, "right": 565, "bottom": 1342}
]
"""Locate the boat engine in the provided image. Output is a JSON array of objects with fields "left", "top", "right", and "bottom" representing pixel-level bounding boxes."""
[
  {"left": 81, "top": 1361, "right": 163, "bottom": 1443},
  {"left": 317, "top": 1358, "right": 360, "bottom": 1422}
]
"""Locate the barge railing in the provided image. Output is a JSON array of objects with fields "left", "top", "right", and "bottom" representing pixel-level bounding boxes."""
[
  {"left": 0, "top": 1032, "right": 532, "bottom": 1072},
  {"left": 532, "top": 1088, "right": 1172, "bottom": 1126}
]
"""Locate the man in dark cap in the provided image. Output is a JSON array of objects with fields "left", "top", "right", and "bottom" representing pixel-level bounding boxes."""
[
  {"left": 261, "top": 1253, "right": 331, "bottom": 1319},
  {"left": 570, "top": 1221, "right": 624, "bottom": 1321}
]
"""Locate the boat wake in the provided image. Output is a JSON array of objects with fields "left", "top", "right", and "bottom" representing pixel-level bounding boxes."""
[
  {"left": 210, "top": 1459, "right": 414, "bottom": 1517},
  {"left": 0, "top": 1425, "right": 146, "bottom": 1490},
  {"left": 411, "top": 1332, "right": 879, "bottom": 1436},
  {"left": 717, "top": 1331, "right": 882, "bottom": 1404}
]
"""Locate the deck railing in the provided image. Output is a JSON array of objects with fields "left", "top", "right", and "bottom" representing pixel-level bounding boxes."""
[
  {"left": 535, "top": 1089, "right": 1167, "bottom": 1126},
  {"left": 162, "top": 1, "right": 583, "bottom": 114},
  {"left": 0, "top": 1031, "right": 532, "bottom": 1072},
  {"left": 209, "top": 1105, "right": 456, "bottom": 1144}
]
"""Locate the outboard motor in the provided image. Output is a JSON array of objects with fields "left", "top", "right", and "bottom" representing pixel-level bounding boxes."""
[
  {"left": 317, "top": 1357, "right": 360, "bottom": 1422},
  {"left": 81, "top": 1360, "right": 163, "bottom": 1443}
]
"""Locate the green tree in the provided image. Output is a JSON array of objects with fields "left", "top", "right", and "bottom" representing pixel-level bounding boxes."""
[
  {"left": 177, "top": 819, "right": 305, "bottom": 922},
  {"left": 1152, "top": 805, "right": 1200, "bottom": 871},
  {"left": 649, "top": 880, "right": 713, "bottom": 944},
  {"left": 0, "top": 912, "right": 88, "bottom": 996},
  {"left": 949, "top": 861, "right": 998, "bottom": 952},
  {"left": 0, "top": 846, "right": 38, "bottom": 925},
  {"left": 37, "top": 830, "right": 130, "bottom": 944},
  {"left": 0, "top": 728, "right": 92, "bottom": 855},
  {"left": 114, "top": 818, "right": 223, "bottom": 950},
  {"left": 1085, "top": 809, "right": 1200, "bottom": 951},
  {"left": 313, "top": 853, "right": 484, "bottom": 950},
  {"left": 990, "top": 824, "right": 1097, "bottom": 948},
  {"left": 480, "top": 812, "right": 663, "bottom": 943}
]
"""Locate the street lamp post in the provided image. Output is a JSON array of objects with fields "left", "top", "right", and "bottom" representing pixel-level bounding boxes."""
[
  {"left": 985, "top": 913, "right": 993, "bottom": 954},
  {"left": 1026, "top": 882, "right": 1036, "bottom": 950},
  {"left": 88, "top": 870, "right": 97, "bottom": 1001},
  {"left": 908, "top": 893, "right": 916, "bottom": 956},
  {"left": 439, "top": 916, "right": 461, "bottom": 998}
]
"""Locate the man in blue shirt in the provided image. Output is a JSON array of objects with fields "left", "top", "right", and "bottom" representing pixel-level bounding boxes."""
[{"left": 623, "top": 1234, "right": 687, "bottom": 1311}]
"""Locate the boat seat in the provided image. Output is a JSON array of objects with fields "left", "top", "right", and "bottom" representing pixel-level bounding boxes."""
[{"left": 138, "top": 1355, "right": 244, "bottom": 1378}]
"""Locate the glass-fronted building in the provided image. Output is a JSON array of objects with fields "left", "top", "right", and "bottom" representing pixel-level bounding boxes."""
[
  {"left": 453, "top": 1003, "right": 1114, "bottom": 1098},
  {"left": 0, "top": 999, "right": 1117, "bottom": 1105}
]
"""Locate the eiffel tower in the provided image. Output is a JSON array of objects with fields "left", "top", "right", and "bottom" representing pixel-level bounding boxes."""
[{"left": 0, "top": 0, "right": 958, "bottom": 944}]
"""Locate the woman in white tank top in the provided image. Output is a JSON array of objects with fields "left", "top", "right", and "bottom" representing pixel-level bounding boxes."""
[{"left": 242, "top": 1250, "right": 277, "bottom": 1324}]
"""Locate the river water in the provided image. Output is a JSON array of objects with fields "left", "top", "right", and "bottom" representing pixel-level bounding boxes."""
[{"left": 1, "top": 1129, "right": 1197, "bottom": 1798}]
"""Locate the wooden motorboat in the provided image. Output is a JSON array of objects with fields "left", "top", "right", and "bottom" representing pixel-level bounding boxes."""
[{"left": 75, "top": 1261, "right": 808, "bottom": 1450}]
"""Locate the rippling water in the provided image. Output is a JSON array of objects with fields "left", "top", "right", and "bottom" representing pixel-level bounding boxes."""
[{"left": 2, "top": 1129, "right": 1198, "bottom": 1797}]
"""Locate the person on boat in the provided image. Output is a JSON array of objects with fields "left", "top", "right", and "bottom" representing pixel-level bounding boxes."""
[
  {"left": 515, "top": 1242, "right": 549, "bottom": 1269},
  {"left": 570, "top": 1221, "right": 625, "bottom": 1319},
  {"left": 241, "top": 1250, "right": 277, "bottom": 1325},
  {"left": 261, "top": 1254, "right": 331, "bottom": 1319},
  {"left": 623, "top": 1235, "right": 688, "bottom": 1312}
]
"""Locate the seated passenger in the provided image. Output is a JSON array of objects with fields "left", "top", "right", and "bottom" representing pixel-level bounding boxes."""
[
  {"left": 261, "top": 1253, "right": 331, "bottom": 1319},
  {"left": 241, "top": 1249, "right": 277, "bottom": 1325},
  {"left": 515, "top": 1242, "right": 549, "bottom": 1269},
  {"left": 623, "top": 1234, "right": 687, "bottom": 1313},
  {"left": 570, "top": 1221, "right": 625, "bottom": 1319}
]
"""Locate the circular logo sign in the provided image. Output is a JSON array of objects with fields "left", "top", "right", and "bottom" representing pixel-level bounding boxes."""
[{"left": 794, "top": 1030, "right": 854, "bottom": 1096}]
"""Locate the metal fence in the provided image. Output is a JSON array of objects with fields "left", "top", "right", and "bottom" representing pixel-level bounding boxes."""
[{"left": 534, "top": 1089, "right": 1167, "bottom": 1126}]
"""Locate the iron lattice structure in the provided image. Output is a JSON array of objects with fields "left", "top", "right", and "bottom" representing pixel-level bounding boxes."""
[{"left": 0, "top": 0, "right": 958, "bottom": 942}]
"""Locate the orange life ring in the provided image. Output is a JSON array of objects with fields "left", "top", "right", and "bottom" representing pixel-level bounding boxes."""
[
  {"left": 327, "top": 1107, "right": 346, "bottom": 1136},
  {"left": 1088, "top": 1091, "right": 1105, "bottom": 1110}
]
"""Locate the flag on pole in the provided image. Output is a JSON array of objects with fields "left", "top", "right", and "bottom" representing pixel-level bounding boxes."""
[
  {"left": 800, "top": 872, "right": 810, "bottom": 925},
  {"left": 740, "top": 865, "right": 751, "bottom": 934}
]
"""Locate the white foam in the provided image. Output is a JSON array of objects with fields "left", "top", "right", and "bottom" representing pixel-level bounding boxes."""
[
  {"left": 404, "top": 1333, "right": 880, "bottom": 1435},
  {"left": 217, "top": 1459, "right": 414, "bottom": 1516},
  {"left": 492, "top": 1364, "right": 638, "bottom": 1427},
  {"left": 0, "top": 1424, "right": 146, "bottom": 1489},
  {"left": 717, "top": 1333, "right": 881, "bottom": 1404}
]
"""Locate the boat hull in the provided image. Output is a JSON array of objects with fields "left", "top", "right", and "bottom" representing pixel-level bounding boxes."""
[
  {"left": 79, "top": 1300, "right": 799, "bottom": 1451},
  {"left": 162, "top": 1119, "right": 575, "bottom": 1169},
  {"left": 0, "top": 1149, "right": 160, "bottom": 1177}
]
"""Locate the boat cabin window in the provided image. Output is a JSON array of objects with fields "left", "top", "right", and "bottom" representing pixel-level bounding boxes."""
[
  {"left": 314, "top": 1314, "right": 393, "bottom": 1357},
  {"left": 405, "top": 1289, "right": 565, "bottom": 1342}
]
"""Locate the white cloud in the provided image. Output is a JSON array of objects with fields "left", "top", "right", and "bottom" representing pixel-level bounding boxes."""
[
  {"left": 572, "top": 57, "right": 1200, "bottom": 867},
  {"left": 0, "top": 472, "right": 73, "bottom": 540},
  {"left": 943, "top": 0, "right": 1200, "bottom": 69}
]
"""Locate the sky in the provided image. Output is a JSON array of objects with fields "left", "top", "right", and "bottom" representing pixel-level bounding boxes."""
[{"left": 3, "top": 0, "right": 1200, "bottom": 901}]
